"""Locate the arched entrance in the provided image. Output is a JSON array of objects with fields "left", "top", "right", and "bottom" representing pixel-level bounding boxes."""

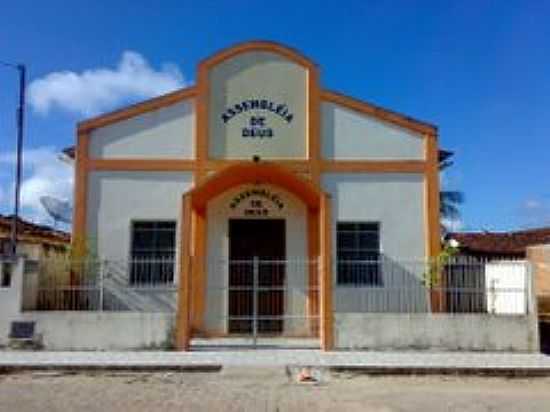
[{"left": 175, "top": 161, "right": 333, "bottom": 350}]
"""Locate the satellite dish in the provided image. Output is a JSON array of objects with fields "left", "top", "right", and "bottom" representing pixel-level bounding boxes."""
[{"left": 40, "top": 196, "right": 72, "bottom": 227}]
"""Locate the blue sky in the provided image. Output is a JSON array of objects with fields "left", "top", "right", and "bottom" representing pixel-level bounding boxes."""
[{"left": 1, "top": 1, "right": 549, "bottom": 231}]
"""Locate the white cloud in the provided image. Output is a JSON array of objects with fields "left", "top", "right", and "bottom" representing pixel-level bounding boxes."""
[
  {"left": 28, "top": 51, "right": 185, "bottom": 116},
  {"left": 524, "top": 199, "right": 542, "bottom": 210},
  {"left": 518, "top": 198, "right": 550, "bottom": 228},
  {"left": 0, "top": 147, "right": 73, "bottom": 225},
  {"left": 442, "top": 217, "right": 464, "bottom": 232}
]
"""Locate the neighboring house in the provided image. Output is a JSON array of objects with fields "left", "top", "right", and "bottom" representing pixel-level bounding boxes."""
[
  {"left": 447, "top": 228, "right": 550, "bottom": 316},
  {"left": 0, "top": 215, "right": 70, "bottom": 260},
  {"left": 0, "top": 215, "right": 70, "bottom": 290},
  {"left": 447, "top": 228, "right": 550, "bottom": 260}
]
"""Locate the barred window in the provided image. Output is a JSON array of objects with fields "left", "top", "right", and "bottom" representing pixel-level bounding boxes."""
[
  {"left": 130, "top": 221, "right": 176, "bottom": 285},
  {"left": 1, "top": 261, "right": 12, "bottom": 288},
  {"left": 337, "top": 222, "right": 381, "bottom": 286}
]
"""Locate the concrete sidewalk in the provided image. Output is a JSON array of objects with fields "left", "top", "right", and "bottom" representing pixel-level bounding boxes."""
[{"left": 1, "top": 350, "right": 550, "bottom": 375}]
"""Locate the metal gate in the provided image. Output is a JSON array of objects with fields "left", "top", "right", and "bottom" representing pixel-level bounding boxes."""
[{"left": 196, "top": 257, "right": 319, "bottom": 348}]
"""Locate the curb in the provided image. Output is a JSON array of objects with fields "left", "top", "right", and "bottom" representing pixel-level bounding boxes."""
[
  {"left": 2, "top": 363, "right": 550, "bottom": 378},
  {"left": 0, "top": 364, "right": 222, "bottom": 373},
  {"left": 327, "top": 365, "right": 550, "bottom": 378}
]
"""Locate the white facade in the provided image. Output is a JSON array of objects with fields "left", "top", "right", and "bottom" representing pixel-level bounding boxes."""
[
  {"left": 90, "top": 100, "right": 195, "bottom": 159},
  {"left": 87, "top": 171, "right": 193, "bottom": 261},
  {"left": 321, "top": 102, "right": 425, "bottom": 160},
  {"left": 75, "top": 42, "right": 439, "bottom": 337}
]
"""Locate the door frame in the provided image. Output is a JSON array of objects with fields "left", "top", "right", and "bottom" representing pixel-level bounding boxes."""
[{"left": 227, "top": 218, "right": 287, "bottom": 335}]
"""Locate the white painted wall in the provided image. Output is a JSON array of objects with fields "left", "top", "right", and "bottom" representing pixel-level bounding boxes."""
[
  {"left": 486, "top": 261, "right": 528, "bottom": 314},
  {"left": 0, "top": 258, "right": 24, "bottom": 346},
  {"left": 89, "top": 100, "right": 195, "bottom": 159},
  {"left": 321, "top": 102, "right": 425, "bottom": 160},
  {"left": 86, "top": 171, "right": 193, "bottom": 266},
  {"left": 322, "top": 173, "right": 428, "bottom": 312},
  {"left": 335, "top": 313, "right": 539, "bottom": 352},
  {"left": 204, "top": 184, "right": 308, "bottom": 335},
  {"left": 208, "top": 51, "right": 307, "bottom": 159},
  {"left": 21, "top": 312, "right": 175, "bottom": 350}
]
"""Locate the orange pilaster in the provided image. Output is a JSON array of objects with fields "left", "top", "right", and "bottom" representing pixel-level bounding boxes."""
[
  {"left": 176, "top": 194, "right": 193, "bottom": 350},
  {"left": 319, "top": 192, "right": 334, "bottom": 350}
]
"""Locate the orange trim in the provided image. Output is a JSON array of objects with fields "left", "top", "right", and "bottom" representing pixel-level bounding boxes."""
[
  {"left": 188, "top": 162, "right": 321, "bottom": 211},
  {"left": 321, "top": 160, "right": 426, "bottom": 173},
  {"left": 204, "top": 159, "right": 310, "bottom": 173},
  {"left": 78, "top": 87, "right": 196, "bottom": 133},
  {"left": 425, "top": 133, "right": 443, "bottom": 311},
  {"left": 88, "top": 159, "right": 196, "bottom": 171},
  {"left": 195, "top": 56, "right": 208, "bottom": 182},
  {"left": 198, "top": 40, "right": 318, "bottom": 72},
  {"left": 191, "top": 209, "right": 206, "bottom": 331},
  {"left": 177, "top": 160, "right": 329, "bottom": 341},
  {"left": 308, "top": 64, "right": 322, "bottom": 186},
  {"left": 190, "top": 53, "right": 209, "bottom": 331},
  {"left": 319, "top": 192, "right": 334, "bottom": 350},
  {"left": 426, "top": 134, "right": 441, "bottom": 259},
  {"left": 196, "top": 40, "right": 319, "bottom": 177},
  {"left": 307, "top": 210, "right": 320, "bottom": 334},
  {"left": 72, "top": 132, "right": 89, "bottom": 245},
  {"left": 85, "top": 158, "right": 429, "bottom": 173},
  {"left": 86, "top": 158, "right": 427, "bottom": 174},
  {"left": 176, "top": 194, "right": 193, "bottom": 350},
  {"left": 321, "top": 90, "right": 436, "bottom": 136}
]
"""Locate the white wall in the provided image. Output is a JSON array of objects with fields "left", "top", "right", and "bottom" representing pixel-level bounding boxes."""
[
  {"left": 486, "top": 261, "right": 528, "bottom": 314},
  {"left": 208, "top": 51, "right": 307, "bottom": 159},
  {"left": 0, "top": 259, "right": 24, "bottom": 346},
  {"left": 89, "top": 100, "right": 195, "bottom": 159},
  {"left": 335, "top": 313, "right": 539, "bottom": 352},
  {"left": 323, "top": 173, "right": 426, "bottom": 261},
  {"left": 21, "top": 312, "right": 175, "bottom": 350},
  {"left": 322, "top": 173, "right": 427, "bottom": 312},
  {"left": 86, "top": 171, "right": 193, "bottom": 264},
  {"left": 321, "top": 102, "right": 425, "bottom": 160}
]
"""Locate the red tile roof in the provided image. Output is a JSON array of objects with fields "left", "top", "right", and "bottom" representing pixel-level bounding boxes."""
[
  {"left": 0, "top": 215, "right": 70, "bottom": 245},
  {"left": 448, "top": 228, "right": 550, "bottom": 256}
]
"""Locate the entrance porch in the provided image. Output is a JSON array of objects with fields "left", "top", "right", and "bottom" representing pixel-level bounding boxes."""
[{"left": 176, "top": 161, "right": 334, "bottom": 350}]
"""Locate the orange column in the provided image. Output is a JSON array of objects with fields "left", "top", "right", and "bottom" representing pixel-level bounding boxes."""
[
  {"left": 72, "top": 132, "right": 89, "bottom": 246},
  {"left": 319, "top": 192, "right": 334, "bottom": 350},
  {"left": 191, "top": 209, "right": 207, "bottom": 332},
  {"left": 307, "top": 209, "right": 320, "bottom": 335},
  {"left": 425, "top": 134, "right": 441, "bottom": 259},
  {"left": 425, "top": 134, "right": 443, "bottom": 311},
  {"left": 176, "top": 194, "right": 193, "bottom": 350}
]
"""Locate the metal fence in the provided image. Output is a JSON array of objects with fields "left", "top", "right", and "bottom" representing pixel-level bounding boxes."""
[
  {"left": 203, "top": 258, "right": 319, "bottom": 342},
  {"left": 24, "top": 258, "right": 178, "bottom": 312},
  {"left": 23, "top": 257, "right": 532, "bottom": 317},
  {"left": 334, "top": 257, "right": 532, "bottom": 315}
]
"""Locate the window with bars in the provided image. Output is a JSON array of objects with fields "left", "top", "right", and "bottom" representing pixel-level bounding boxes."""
[
  {"left": 130, "top": 221, "right": 176, "bottom": 285},
  {"left": 336, "top": 222, "right": 382, "bottom": 286},
  {"left": 1, "top": 261, "right": 12, "bottom": 288}
]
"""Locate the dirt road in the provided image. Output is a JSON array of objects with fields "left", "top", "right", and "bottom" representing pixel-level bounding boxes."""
[{"left": 1, "top": 368, "right": 549, "bottom": 411}]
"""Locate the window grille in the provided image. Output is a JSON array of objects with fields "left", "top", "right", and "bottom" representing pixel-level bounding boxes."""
[
  {"left": 336, "top": 222, "right": 381, "bottom": 286},
  {"left": 130, "top": 221, "right": 176, "bottom": 285}
]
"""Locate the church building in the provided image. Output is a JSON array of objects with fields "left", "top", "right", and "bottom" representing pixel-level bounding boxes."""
[{"left": 70, "top": 41, "right": 440, "bottom": 350}]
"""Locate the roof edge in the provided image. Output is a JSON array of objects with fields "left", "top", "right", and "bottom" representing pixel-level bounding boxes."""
[
  {"left": 198, "top": 40, "right": 318, "bottom": 71},
  {"left": 321, "top": 89, "right": 437, "bottom": 136},
  {"left": 77, "top": 86, "right": 197, "bottom": 133}
]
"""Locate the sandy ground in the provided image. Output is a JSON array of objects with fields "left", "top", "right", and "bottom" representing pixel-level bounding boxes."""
[{"left": 1, "top": 368, "right": 550, "bottom": 411}]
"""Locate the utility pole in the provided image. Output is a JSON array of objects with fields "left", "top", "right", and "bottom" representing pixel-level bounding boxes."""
[{"left": 1, "top": 62, "right": 26, "bottom": 256}]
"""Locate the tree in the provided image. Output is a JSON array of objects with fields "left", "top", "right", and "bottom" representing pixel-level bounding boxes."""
[{"left": 439, "top": 150, "right": 464, "bottom": 234}]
